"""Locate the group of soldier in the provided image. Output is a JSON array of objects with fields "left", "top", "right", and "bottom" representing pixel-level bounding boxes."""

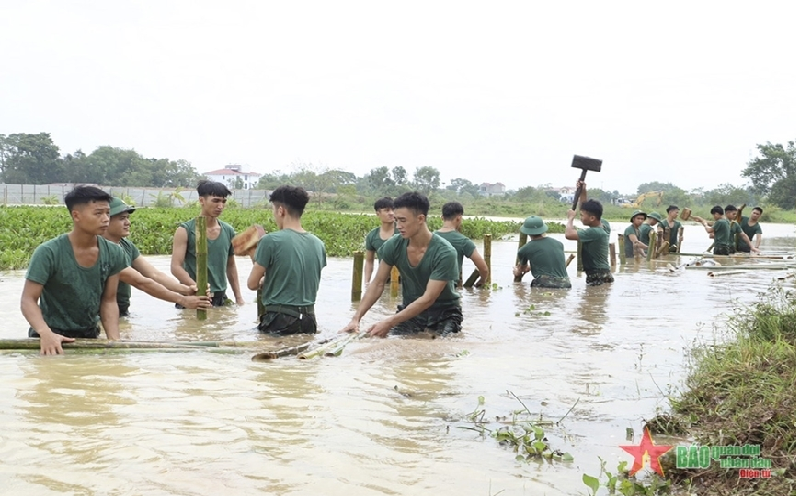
[{"left": 20, "top": 179, "right": 764, "bottom": 355}]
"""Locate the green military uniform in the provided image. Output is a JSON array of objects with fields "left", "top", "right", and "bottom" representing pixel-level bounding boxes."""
[
  {"left": 517, "top": 237, "right": 571, "bottom": 288},
  {"left": 736, "top": 216, "right": 762, "bottom": 253},
  {"left": 728, "top": 221, "right": 742, "bottom": 254},
  {"left": 579, "top": 219, "right": 613, "bottom": 285},
  {"left": 658, "top": 219, "right": 682, "bottom": 252},
  {"left": 639, "top": 224, "right": 653, "bottom": 245},
  {"left": 26, "top": 234, "right": 127, "bottom": 338},
  {"left": 623, "top": 225, "right": 641, "bottom": 259},
  {"left": 435, "top": 230, "right": 476, "bottom": 277},
  {"left": 117, "top": 238, "right": 141, "bottom": 315},
  {"left": 378, "top": 233, "right": 462, "bottom": 334},
  {"left": 180, "top": 218, "right": 235, "bottom": 304},
  {"left": 365, "top": 226, "right": 399, "bottom": 257},
  {"left": 255, "top": 229, "right": 327, "bottom": 335},
  {"left": 712, "top": 218, "right": 732, "bottom": 255}
]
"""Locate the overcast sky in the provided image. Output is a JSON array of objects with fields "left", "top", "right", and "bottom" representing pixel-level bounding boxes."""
[{"left": 2, "top": 1, "right": 795, "bottom": 194}]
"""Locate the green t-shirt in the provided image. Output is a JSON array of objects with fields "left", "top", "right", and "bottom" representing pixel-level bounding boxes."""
[
  {"left": 117, "top": 238, "right": 141, "bottom": 314},
  {"left": 517, "top": 236, "right": 569, "bottom": 280},
  {"left": 712, "top": 218, "right": 731, "bottom": 248},
  {"left": 658, "top": 219, "right": 682, "bottom": 247},
  {"left": 623, "top": 225, "right": 641, "bottom": 259},
  {"left": 434, "top": 230, "right": 476, "bottom": 276},
  {"left": 255, "top": 229, "right": 327, "bottom": 307},
  {"left": 737, "top": 216, "right": 762, "bottom": 251},
  {"left": 378, "top": 233, "right": 460, "bottom": 310},
  {"left": 578, "top": 219, "right": 611, "bottom": 272},
  {"left": 365, "top": 226, "right": 399, "bottom": 259},
  {"left": 639, "top": 223, "right": 653, "bottom": 244},
  {"left": 180, "top": 218, "right": 235, "bottom": 293},
  {"left": 25, "top": 234, "right": 127, "bottom": 331}
]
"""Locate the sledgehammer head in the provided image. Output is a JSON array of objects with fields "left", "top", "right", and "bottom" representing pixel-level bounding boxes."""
[{"left": 571, "top": 155, "right": 602, "bottom": 173}]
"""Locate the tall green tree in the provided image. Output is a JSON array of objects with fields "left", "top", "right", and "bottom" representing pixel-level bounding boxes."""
[
  {"left": 0, "top": 133, "right": 65, "bottom": 184},
  {"left": 392, "top": 166, "right": 407, "bottom": 185},
  {"left": 367, "top": 166, "right": 394, "bottom": 192},
  {"left": 742, "top": 140, "right": 796, "bottom": 208},
  {"left": 412, "top": 166, "right": 440, "bottom": 195}
]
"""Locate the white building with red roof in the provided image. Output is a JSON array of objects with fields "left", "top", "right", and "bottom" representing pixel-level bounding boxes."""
[{"left": 203, "top": 165, "right": 261, "bottom": 189}]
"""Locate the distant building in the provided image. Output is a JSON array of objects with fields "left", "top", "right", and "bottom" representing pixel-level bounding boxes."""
[
  {"left": 203, "top": 165, "right": 261, "bottom": 190},
  {"left": 478, "top": 182, "right": 506, "bottom": 197}
]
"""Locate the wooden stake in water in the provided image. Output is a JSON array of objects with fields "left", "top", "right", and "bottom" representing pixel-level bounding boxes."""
[
  {"left": 390, "top": 266, "right": 400, "bottom": 297},
  {"left": 646, "top": 231, "right": 657, "bottom": 262},
  {"left": 576, "top": 240, "right": 583, "bottom": 272},
  {"left": 609, "top": 242, "right": 616, "bottom": 268},
  {"left": 351, "top": 251, "right": 364, "bottom": 301},
  {"left": 462, "top": 269, "right": 480, "bottom": 288},
  {"left": 483, "top": 234, "right": 492, "bottom": 285},
  {"left": 617, "top": 234, "right": 626, "bottom": 265},
  {"left": 195, "top": 216, "right": 208, "bottom": 321},
  {"left": 677, "top": 227, "right": 684, "bottom": 253},
  {"left": 514, "top": 233, "right": 528, "bottom": 282},
  {"left": 662, "top": 227, "right": 670, "bottom": 254}
]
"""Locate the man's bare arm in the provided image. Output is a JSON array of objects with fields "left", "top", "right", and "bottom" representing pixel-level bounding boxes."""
[
  {"left": 20, "top": 280, "right": 74, "bottom": 354},
  {"left": 133, "top": 257, "right": 194, "bottom": 295},
  {"left": 368, "top": 279, "right": 447, "bottom": 337},
  {"left": 120, "top": 267, "right": 210, "bottom": 308},
  {"left": 227, "top": 255, "right": 245, "bottom": 304},
  {"left": 100, "top": 273, "right": 121, "bottom": 340},
  {"left": 340, "top": 261, "right": 392, "bottom": 333},
  {"left": 363, "top": 250, "right": 376, "bottom": 283},
  {"left": 247, "top": 263, "right": 266, "bottom": 291},
  {"left": 469, "top": 249, "right": 489, "bottom": 286},
  {"left": 170, "top": 227, "right": 195, "bottom": 286}
]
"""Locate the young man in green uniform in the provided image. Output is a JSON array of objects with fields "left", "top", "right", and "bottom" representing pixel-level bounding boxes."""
[
  {"left": 640, "top": 212, "right": 662, "bottom": 244},
  {"left": 103, "top": 197, "right": 212, "bottom": 315},
  {"left": 340, "top": 191, "right": 461, "bottom": 337},
  {"left": 694, "top": 206, "right": 745, "bottom": 255},
  {"left": 736, "top": 207, "right": 763, "bottom": 253},
  {"left": 724, "top": 205, "right": 760, "bottom": 255},
  {"left": 623, "top": 209, "right": 647, "bottom": 259},
  {"left": 248, "top": 186, "right": 327, "bottom": 335},
  {"left": 364, "top": 197, "right": 399, "bottom": 284},
  {"left": 565, "top": 181, "right": 613, "bottom": 286},
  {"left": 21, "top": 186, "right": 127, "bottom": 355},
  {"left": 435, "top": 202, "right": 489, "bottom": 287},
  {"left": 658, "top": 205, "right": 683, "bottom": 252},
  {"left": 512, "top": 216, "right": 571, "bottom": 288},
  {"left": 171, "top": 180, "right": 245, "bottom": 307}
]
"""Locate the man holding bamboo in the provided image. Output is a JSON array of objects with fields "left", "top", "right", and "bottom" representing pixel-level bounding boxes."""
[
  {"left": 435, "top": 202, "right": 489, "bottom": 287},
  {"left": 657, "top": 205, "right": 683, "bottom": 252},
  {"left": 736, "top": 207, "right": 763, "bottom": 253},
  {"left": 21, "top": 186, "right": 127, "bottom": 355},
  {"left": 364, "top": 196, "right": 399, "bottom": 284},
  {"left": 725, "top": 205, "right": 760, "bottom": 255},
  {"left": 104, "top": 197, "right": 212, "bottom": 314},
  {"left": 565, "top": 181, "right": 613, "bottom": 286},
  {"left": 171, "top": 180, "right": 245, "bottom": 307},
  {"left": 340, "top": 191, "right": 461, "bottom": 337},
  {"left": 247, "top": 185, "right": 326, "bottom": 335}
]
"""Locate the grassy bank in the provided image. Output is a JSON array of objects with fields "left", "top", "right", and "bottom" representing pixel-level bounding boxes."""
[
  {"left": 0, "top": 205, "right": 532, "bottom": 270},
  {"left": 655, "top": 286, "right": 796, "bottom": 495}
]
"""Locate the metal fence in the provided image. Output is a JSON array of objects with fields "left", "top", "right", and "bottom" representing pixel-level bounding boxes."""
[{"left": 0, "top": 184, "right": 272, "bottom": 208}]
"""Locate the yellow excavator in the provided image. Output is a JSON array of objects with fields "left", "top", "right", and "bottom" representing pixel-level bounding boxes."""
[{"left": 621, "top": 191, "right": 664, "bottom": 208}]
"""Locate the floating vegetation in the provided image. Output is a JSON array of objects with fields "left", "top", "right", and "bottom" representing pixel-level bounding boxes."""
[
  {"left": 456, "top": 391, "right": 574, "bottom": 464},
  {"left": 583, "top": 457, "right": 671, "bottom": 496}
]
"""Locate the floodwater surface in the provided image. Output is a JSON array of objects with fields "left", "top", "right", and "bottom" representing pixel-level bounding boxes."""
[{"left": 0, "top": 222, "right": 793, "bottom": 495}]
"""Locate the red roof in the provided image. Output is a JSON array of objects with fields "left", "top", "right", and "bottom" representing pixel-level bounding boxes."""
[{"left": 204, "top": 168, "right": 261, "bottom": 176}]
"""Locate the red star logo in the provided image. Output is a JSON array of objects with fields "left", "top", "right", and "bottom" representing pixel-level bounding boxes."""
[{"left": 620, "top": 427, "right": 672, "bottom": 476}]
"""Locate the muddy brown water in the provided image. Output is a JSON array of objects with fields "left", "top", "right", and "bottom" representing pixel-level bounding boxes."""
[{"left": 0, "top": 222, "right": 793, "bottom": 495}]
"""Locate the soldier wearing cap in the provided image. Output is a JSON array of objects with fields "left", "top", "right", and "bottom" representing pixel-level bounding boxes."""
[
  {"left": 512, "top": 216, "right": 571, "bottom": 288},
  {"left": 103, "top": 197, "right": 212, "bottom": 315},
  {"left": 623, "top": 209, "right": 648, "bottom": 259}
]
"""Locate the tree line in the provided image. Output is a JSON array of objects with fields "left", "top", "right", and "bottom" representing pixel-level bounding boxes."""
[{"left": 2, "top": 133, "right": 795, "bottom": 209}]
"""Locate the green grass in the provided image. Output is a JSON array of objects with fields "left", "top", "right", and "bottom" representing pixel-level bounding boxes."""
[
  {"left": 0, "top": 205, "right": 525, "bottom": 270},
  {"left": 658, "top": 286, "right": 796, "bottom": 495}
]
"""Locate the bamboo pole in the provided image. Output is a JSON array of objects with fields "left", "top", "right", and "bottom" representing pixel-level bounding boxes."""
[
  {"left": 576, "top": 241, "right": 583, "bottom": 272},
  {"left": 617, "top": 234, "right": 626, "bottom": 265},
  {"left": 463, "top": 269, "right": 480, "bottom": 288},
  {"left": 195, "top": 216, "right": 208, "bottom": 320},
  {"left": 483, "top": 234, "right": 492, "bottom": 285},
  {"left": 565, "top": 254, "right": 575, "bottom": 267},
  {"left": 646, "top": 231, "right": 657, "bottom": 262},
  {"left": 662, "top": 227, "right": 670, "bottom": 253},
  {"left": 351, "top": 251, "right": 364, "bottom": 301},
  {"left": 0, "top": 339, "right": 272, "bottom": 350},
  {"left": 609, "top": 242, "right": 616, "bottom": 268},
  {"left": 656, "top": 241, "right": 670, "bottom": 258},
  {"left": 677, "top": 227, "right": 684, "bottom": 253},
  {"left": 390, "top": 266, "right": 400, "bottom": 296},
  {"left": 514, "top": 233, "right": 528, "bottom": 282}
]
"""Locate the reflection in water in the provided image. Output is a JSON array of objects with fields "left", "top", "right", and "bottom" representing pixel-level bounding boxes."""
[{"left": 0, "top": 224, "right": 794, "bottom": 495}]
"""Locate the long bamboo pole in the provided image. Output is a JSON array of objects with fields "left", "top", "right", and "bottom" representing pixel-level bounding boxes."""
[
  {"left": 677, "top": 227, "right": 684, "bottom": 253},
  {"left": 609, "top": 242, "right": 616, "bottom": 268},
  {"left": 646, "top": 231, "right": 657, "bottom": 262},
  {"left": 483, "top": 234, "right": 492, "bottom": 285},
  {"left": 351, "top": 251, "right": 364, "bottom": 301},
  {"left": 617, "top": 234, "right": 626, "bottom": 265},
  {"left": 462, "top": 269, "right": 480, "bottom": 288},
  {"left": 390, "top": 266, "right": 400, "bottom": 296},
  {"left": 195, "top": 216, "right": 208, "bottom": 320},
  {"left": 576, "top": 241, "right": 583, "bottom": 272}
]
